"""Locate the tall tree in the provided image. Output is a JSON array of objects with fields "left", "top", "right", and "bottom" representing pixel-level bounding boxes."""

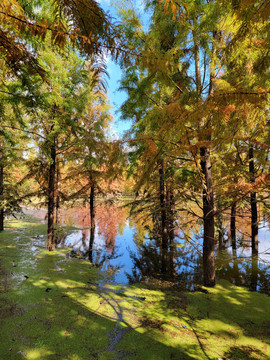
[
  {"left": 28, "top": 46, "right": 100, "bottom": 250},
  {"left": 117, "top": 0, "right": 269, "bottom": 286},
  {"left": 117, "top": 0, "right": 224, "bottom": 286}
]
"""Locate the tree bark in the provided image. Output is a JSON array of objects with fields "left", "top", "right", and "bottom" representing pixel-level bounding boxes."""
[
  {"left": 200, "top": 146, "right": 216, "bottom": 287},
  {"left": 199, "top": 29, "right": 219, "bottom": 287},
  {"left": 47, "top": 140, "right": 56, "bottom": 251},
  {"left": 167, "top": 187, "right": 175, "bottom": 245},
  {"left": 249, "top": 145, "right": 258, "bottom": 255},
  {"left": 230, "top": 202, "right": 236, "bottom": 250},
  {"left": 89, "top": 178, "right": 95, "bottom": 262},
  {"left": 55, "top": 165, "right": 60, "bottom": 226},
  {"left": 216, "top": 208, "right": 224, "bottom": 251},
  {"left": 0, "top": 162, "right": 4, "bottom": 231},
  {"left": 232, "top": 248, "right": 240, "bottom": 286},
  {"left": 159, "top": 159, "right": 168, "bottom": 276},
  {"left": 250, "top": 252, "right": 259, "bottom": 291},
  {"left": 193, "top": 24, "right": 216, "bottom": 287},
  {"left": 167, "top": 186, "right": 175, "bottom": 278}
]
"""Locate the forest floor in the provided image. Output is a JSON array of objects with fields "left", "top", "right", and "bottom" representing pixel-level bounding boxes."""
[{"left": 0, "top": 217, "right": 269, "bottom": 360}]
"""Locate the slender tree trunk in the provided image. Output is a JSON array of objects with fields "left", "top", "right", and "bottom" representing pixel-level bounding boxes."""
[
  {"left": 167, "top": 187, "right": 175, "bottom": 245},
  {"left": 230, "top": 202, "right": 236, "bottom": 250},
  {"left": 55, "top": 165, "right": 60, "bottom": 226},
  {"left": 193, "top": 23, "right": 216, "bottom": 287},
  {"left": 216, "top": 203, "right": 224, "bottom": 251},
  {"left": 232, "top": 248, "right": 240, "bottom": 286},
  {"left": 200, "top": 30, "right": 219, "bottom": 287},
  {"left": 248, "top": 144, "right": 259, "bottom": 291},
  {"left": 89, "top": 177, "right": 95, "bottom": 262},
  {"left": 159, "top": 159, "right": 168, "bottom": 276},
  {"left": 250, "top": 251, "right": 259, "bottom": 291},
  {"left": 167, "top": 187, "right": 175, "bottom": 278},
  {"left": 249, "top": 145, "right": 258, "bottom": 255},
  {"left": 47, "top": 140, "right": 56, "bottom": 251},
  {"left": 0, "top": 162, "right": 4, "bottom": 231},
  {"left": 200, "top": 147, "right": 216, "bottom": 286},
  {"left": 217, "top": 213, "right": 223, "bottom": 251}
]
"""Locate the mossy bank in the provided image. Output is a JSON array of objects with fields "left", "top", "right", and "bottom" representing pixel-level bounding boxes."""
[{"left": 0, "top": 218, "right": 269, "bottom": 359}]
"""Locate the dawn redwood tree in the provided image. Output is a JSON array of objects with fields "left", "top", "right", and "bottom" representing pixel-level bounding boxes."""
[
  {"left": 0, "top": 0, "right": 117, "bottom": 244},
  {"left": 0, "top": 64, "right": 33, "bottom": 230},
  {"left": 0, "top": 119, "right": 28, "bottom": 231},
  {"left": 117, "top": 0, "right": 229, "bottom": 286},
  {"left": 220, "top": 0, "right": 270, "bottom": 254},
  {"left": 120, "top": 73, "right": 179, "bottom": 276},
  {"left": 118, "top": 0, "right": 270, "bottom": 287},
  {"left": 28, "top": 46, "right": 98, "bottom": 250},
  {"left": 119, "top": 87, "right": 178, "bottom": 276},
  {"left": 66, "top": 91, "right": 125, "bottom": 260},
  {"left": 66, "top": 106, "right": 111, "bottom": 257}
]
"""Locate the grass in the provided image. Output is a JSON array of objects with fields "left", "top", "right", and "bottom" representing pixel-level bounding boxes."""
[{"left": 0, "top": 218, "right": 269, "bottom": 359}]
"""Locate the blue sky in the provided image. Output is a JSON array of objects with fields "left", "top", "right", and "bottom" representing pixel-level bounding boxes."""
[
  {"left": 97, "top": 0, "right": 131, "bottom": 138},
  {"left": 105, "top": 57, "right": 131, "bottom": 138},
  {"left": 97, "top": 0, "right": 150, "bottom": 138}
]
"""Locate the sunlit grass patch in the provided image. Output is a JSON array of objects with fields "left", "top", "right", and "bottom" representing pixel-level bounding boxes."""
[{"left": 0, "top": 218, "right": 269, "bottom": 359}]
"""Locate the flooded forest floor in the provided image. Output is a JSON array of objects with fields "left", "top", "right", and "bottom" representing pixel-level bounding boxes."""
[{"left": 0, "top": 217, "right": 269, "bottom": 360}]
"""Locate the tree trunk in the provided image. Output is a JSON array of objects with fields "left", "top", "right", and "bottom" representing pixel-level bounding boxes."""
[
  {"left": 55, "top": 165, "right": 60, "bottom": 226},
  {"left": 249, "top": 145, "right": 258, "bottom": 255},
  {"left": 0, "top": 162, "right": 4, "bottom": 231},
  {"left": 230, "top": 202, "right": 236, "bottom": 250},
  {"left": 159, "top": 159, "right": 168, "bottom": 276},
  {"left": 250, "top": 252, "right": 259, "bottom": 291},
  {"left": 89, "top": 179, "right": 95, "bottom": 262},
  {"left": 216, "top": 210, "right": 224, "bottom": 251},
  {"left": 200, "top": 146, "right": 216, "bottom": 287},
  {"left": 166, "top": 186, "right": 175, "bottom": 278},
  {"left": 167, "top": 187, "right": 175, "bottom": 245},
  {"left": 193, "top": 24, "right": 216, "bottom": 287},
  {"left": 232, "top": 248, "right": 240, "bottom": 286},
  {"left": 200, "top": 29, "right": 219, "bottom": 287},
  {"left": 47, "top": 140, "right": 56, "bottom": 251}
]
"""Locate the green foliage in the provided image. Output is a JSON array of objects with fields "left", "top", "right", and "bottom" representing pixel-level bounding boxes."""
[{"left": 116, "top": 0, "right": 270, "bottom": 235}]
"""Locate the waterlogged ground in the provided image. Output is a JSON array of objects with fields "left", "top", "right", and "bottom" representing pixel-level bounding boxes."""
[
  {"left": 0, "top": 218, "right": 270, "bottom": 360},
  {"left": 23, "top": 205, "right": 270, "bottom": 293}
]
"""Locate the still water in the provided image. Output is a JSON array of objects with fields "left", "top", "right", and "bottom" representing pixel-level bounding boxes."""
[{"left": 24, "top": 202, "right": 270, "bottom": 294}]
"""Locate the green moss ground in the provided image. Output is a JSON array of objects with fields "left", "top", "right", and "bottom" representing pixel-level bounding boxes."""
[{"left": 0, "top": 218, "right": 269, "bottom": 359}]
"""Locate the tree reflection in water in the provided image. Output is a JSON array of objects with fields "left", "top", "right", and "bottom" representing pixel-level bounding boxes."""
[
  {"left": 127, "top": 231, "right": 270, "bottom": 294},
  {"left": 127, "top": 240, "right": 204, "bottom": 291},
  {"left": 26, "top": 202, "right": 270, "bottom": 294},
  {"left": 59, "top": 202, "right": 128, "bottom": 276},
  {"left": 127, "top": 208, "right": 270, "bottom": 294}
]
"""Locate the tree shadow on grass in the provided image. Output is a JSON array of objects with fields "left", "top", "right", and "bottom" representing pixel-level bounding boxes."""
[
  {"left": 0, "top": 249, "right": 205, "bottom": 360},
  {"left": 163, "top": 280, "right": 270, "bottom": 359},
  {"left": 2, "top": 223, "right": 269, "bottom": 360},
  {"left": 224, "top": 345, "right": 267, "bottom": 360}
]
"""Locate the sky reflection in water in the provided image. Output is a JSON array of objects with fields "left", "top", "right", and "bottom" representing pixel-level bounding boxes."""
[{"left": 24, "top": 204, "right": 270, "bottom": 293}]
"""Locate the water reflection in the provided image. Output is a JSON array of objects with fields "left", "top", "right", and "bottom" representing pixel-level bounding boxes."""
[
  {"left": 56, "top": 203, "right": 137, "bottom": 284},
  {"left": 24, "top": 204, "right": 270, "bottom": 294},
  {"left": 127, "top": 238, "right": 203, "bottom": 291},
  {"left": 215, "top": 248, "right": 270, "bottom": 294}
]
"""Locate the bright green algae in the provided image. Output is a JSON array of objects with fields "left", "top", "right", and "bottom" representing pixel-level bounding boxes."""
[{"left": 0, "top": 218, "right": 269, "bottom": 359}]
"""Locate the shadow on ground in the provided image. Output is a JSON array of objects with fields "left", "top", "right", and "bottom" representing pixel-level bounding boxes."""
[{"left": 0, "top": 219, "right": 269, "bottom": 359}]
